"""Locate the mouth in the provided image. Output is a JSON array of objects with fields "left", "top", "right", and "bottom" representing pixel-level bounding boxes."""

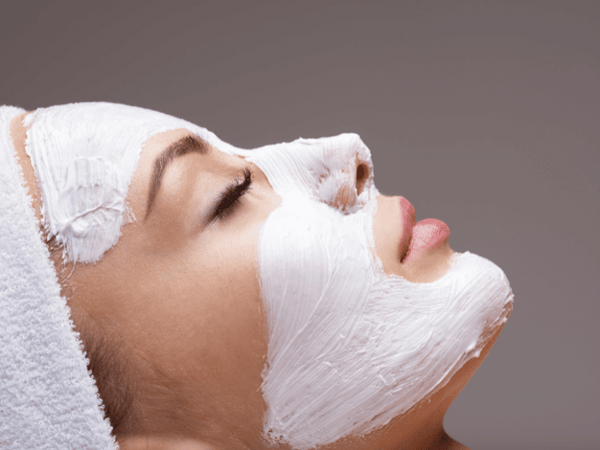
[{"left": 399, "top": 197, "right": 450, "bottom": 264}]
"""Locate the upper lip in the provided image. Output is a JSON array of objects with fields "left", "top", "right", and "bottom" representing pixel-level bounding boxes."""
[{"left": 399, "top": 197, "right": 416, "bottom": 263}]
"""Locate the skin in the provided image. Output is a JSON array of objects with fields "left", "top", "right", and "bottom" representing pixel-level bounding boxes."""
[{"left": 11, "top": 113, "right": 506, "bottom": 450}]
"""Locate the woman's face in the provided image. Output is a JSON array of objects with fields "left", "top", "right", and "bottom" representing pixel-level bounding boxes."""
[{"left": 13, "top": 103, "right": 512, "bottom": 450}]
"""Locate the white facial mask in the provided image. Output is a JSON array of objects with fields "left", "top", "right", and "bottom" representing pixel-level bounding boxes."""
[
  {"left": 23, "top": 103, "right": 237, "bottom": 263},
  {"left": 244, "top": 136, "right": 514, "bottom": 449},
  {"left": 25, "top": 103, "right": 513, "bottom": 449}
]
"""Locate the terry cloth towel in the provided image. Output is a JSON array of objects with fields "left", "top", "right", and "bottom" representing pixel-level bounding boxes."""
[{"left": 0, "top": 106, "right": 117, "bottom": 449}]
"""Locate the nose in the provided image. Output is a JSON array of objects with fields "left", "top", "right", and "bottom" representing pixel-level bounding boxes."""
[
  {"left": 245, "top": 133, "right": 375, "bottom": 212},
  {"left": 311, "top": 133, "right": 374, "bottom": 213}
]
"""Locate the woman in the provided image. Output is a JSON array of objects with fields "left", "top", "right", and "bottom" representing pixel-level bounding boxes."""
[{"left": 1, "top": 102, "right": 513, "bottom": 450}]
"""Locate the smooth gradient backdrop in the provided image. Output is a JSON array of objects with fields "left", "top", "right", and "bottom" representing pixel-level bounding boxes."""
[{"left": 2, "top": 1, "right": 598, "bottom": 449}]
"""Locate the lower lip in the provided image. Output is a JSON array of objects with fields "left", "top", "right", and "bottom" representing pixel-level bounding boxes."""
[{"left": 402, "top": 219, "right": 450, "bottom": 265}]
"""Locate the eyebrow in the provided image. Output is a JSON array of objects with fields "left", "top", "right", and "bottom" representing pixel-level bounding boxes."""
[{"left": 145, "top": 134, "right": 210, "bottom": 220}]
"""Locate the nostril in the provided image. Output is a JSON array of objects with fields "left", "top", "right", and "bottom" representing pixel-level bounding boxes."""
[{"left": 356, "top": 162, "right": 369, "bottom": 196}]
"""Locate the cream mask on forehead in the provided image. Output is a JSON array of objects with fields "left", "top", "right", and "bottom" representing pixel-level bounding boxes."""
[
  {"left": 23, "top": 102, "right": 236, "bottom": 263},
  {"left": 25, "top": 103, "right": 513, "bottom": 449}
]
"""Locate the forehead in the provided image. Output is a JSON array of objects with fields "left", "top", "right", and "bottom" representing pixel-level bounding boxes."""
[
  {"left": 25, "top": 102, "right": 250, "bottom": 162},
  {"left": 24, "top": 102, "right": 241, "bottom": 263},
  {"left": 25, "top": 103, "right": 218, "bottom": 154}
]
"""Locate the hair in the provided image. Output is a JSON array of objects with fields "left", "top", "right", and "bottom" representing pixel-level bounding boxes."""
[
  {"left": 62, "top": 278, "right": 201, "bottom": 442},
  {"left": 74, "top": 313, "right": 140, "bottom": 436},
  {"left": 66, "top": 289, "right": 200, "bottom": 440},
  {"left": 45, "top": 221, "right": 198, "bottom": 440},
  {"left": 69, "top": 294, "right": 200, "bottom": 439},
  {"left": 43, "top": 234, "right": 139, "bottom": 435}
]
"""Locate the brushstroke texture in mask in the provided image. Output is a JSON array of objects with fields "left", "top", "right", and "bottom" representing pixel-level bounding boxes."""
[
  {"left": 23, "top": 102, "right": 513, "bottom": 449},
  {"left": 245, "top": 135, "right": 514, "bottom": 449},
  {"left": 23, "top": 103, "right": 236, "bottom": 263}
]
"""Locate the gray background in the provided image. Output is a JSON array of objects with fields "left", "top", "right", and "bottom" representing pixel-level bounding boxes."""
[{"left": 2, "top": 1, "right": 598, "bottom": 449}]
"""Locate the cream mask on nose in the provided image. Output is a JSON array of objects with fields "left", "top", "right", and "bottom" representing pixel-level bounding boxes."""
[
  {"left": 24, "top": 103, "right": 513, "bottom": 449},
  {"left": 245, "top": 136, "right": 514, "bottom": 449}
]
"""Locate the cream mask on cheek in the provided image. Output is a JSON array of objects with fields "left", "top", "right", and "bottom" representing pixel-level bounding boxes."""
[
  {"left": 25, "top": 103, "right": 513, "bottom": 449},
  {"left": 23, "top": 103, "right": 237, "bottom": 263},
  {"left": 244, "top": 136, "right": 514, "bottom": 449}
]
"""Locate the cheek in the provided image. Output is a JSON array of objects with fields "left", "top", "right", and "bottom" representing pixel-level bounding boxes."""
[
  {"left": 174, "top": 197, "right": 274, "bottom": 367},
  {"left": 103, "top": 216, "right": 270, "bottom": 430},
  {"left": 256, "top": 194, "right": 514, "bottom": 448},
  {"left": 168, "top": 212, "right": 269, "bottom": 426}
]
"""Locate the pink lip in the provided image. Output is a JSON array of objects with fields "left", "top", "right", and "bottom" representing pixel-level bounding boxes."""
[{"left": 399, "top": 197, "right": 450, "bottom": 264}]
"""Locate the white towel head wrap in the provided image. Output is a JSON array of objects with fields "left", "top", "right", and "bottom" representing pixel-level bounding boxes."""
[{"left": 0, "top": 106, "right": 117, "bottom": 449}]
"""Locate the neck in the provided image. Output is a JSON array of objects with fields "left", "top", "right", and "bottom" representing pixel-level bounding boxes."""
[
  {"left": 435, "top": 430, "right": 470, "bottom": 450},
  {"left": 376, "top": 425, "right": 469, "bottom": 450},
  {"left": 388, "top": 422, "right": 469, "bottom": 450}
]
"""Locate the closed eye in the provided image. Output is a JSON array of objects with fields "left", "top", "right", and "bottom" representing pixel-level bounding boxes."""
[{"left": 211, "top": 168, "right": 253, "bottom": 221}]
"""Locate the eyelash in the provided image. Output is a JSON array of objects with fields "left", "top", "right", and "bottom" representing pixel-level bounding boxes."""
[{"left": 212, "top": 168, "right": 253, "bottom": 221}]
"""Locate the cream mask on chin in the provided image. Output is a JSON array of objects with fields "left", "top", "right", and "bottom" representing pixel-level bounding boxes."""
[
  {"left": 24, "top": 103, "right": 513, "bottom": 449},
  {"left": 244, "top": 136, "right": 514, "bottom": 449}
]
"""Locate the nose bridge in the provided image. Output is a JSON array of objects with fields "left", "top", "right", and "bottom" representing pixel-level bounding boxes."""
[
  {"left": 322, "top": 133, "right": 372, "bottom": 165},
  {"left": 246, "top": 133, "right": 374, "bottom": 212},
  {"left": 300, "top": 133, "right": 371, "bottom": 169}
]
